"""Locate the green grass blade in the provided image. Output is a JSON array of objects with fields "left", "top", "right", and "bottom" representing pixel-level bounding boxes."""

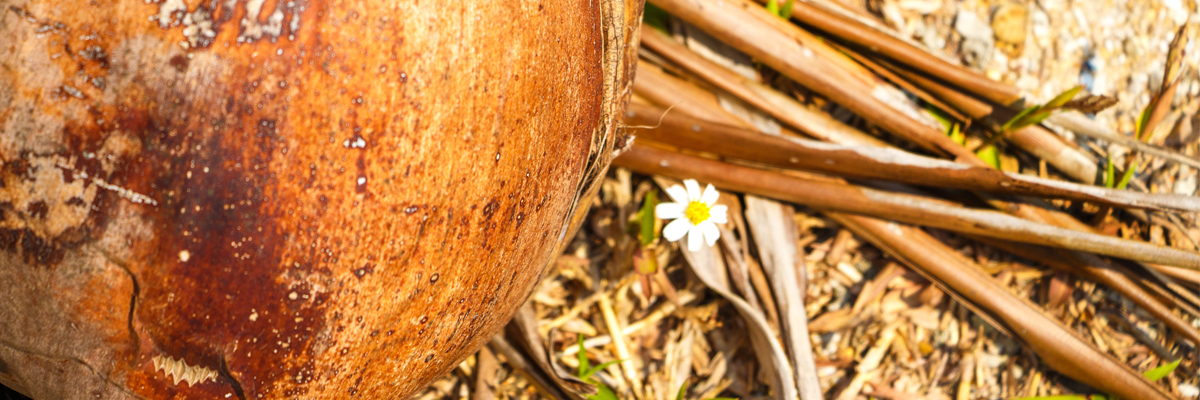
[
  {"left": 576, "top": 334, "right": 589, "bottom": 378},
  {"left": 1044, "top": 86, "right": 1083, "bottom": 109},
  {"left": 779, "top": 0, "right": 794, "bottom": 19},
  {"left": 977, "top": 145, "right": 1001, "bottom": 169},
  {"left": 639, "top": 190, "right": 658, "bottom": 246},
  {"left": 1135, "top": 103, "right": 1153, "bottom": 141},
  {"left": 587, "top": 384, "right": 620, "bottom": 400},
  {"left": 1019, "top": 110, "right": 1055, "bottom": 129},
  {"left": 922, "top": 102, "right": 954, "bottom": 132},
  {"left": 1116, "top": 160, "right": 1137, "bottom": 190},
  {"left": 1104, "top": 157, "right": 1116, "bottom": 188},
  {"left": 765, "top": 0, "right": 779, "bottom": 15},
  {"left": 1143, "top": 358, "right": 1181, "bottom": 381},
  {"left": 583, "top": 360, "right": 622, "bottom": 380},
  {"left": 949, "top": 123, "right": 966, "bottom": 145},
  {"left": 1002, "top": 105, "right": 1041, "bottom": 132}
]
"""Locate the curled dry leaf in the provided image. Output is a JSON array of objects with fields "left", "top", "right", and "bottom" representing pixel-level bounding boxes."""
[
  {"left": 742, "top": 196, "right": 823, "bottom": 400},
  {"left": 507, "top": 305, "right": 597, "bottom": 398},
  {"left": 669, "top": 199, "right": 800, "bottom": 400},
  {"left": 1062, "top": 94, "right": 1120, "bottom": 115}
]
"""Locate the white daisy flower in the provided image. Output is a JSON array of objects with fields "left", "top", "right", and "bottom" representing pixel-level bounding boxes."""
[{"left": 655, "top": 179, "right": 728, "bottom": 251}]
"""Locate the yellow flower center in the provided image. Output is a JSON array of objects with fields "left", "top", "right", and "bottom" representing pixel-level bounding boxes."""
[{"left": 684, "top": 201, "right": 711, "bottom": 225}]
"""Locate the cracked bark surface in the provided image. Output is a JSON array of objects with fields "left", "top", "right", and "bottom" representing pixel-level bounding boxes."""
[
  {"left": 0, "top": 342, "right": 144, "bottom": 400},
  {"left": 0, "top": 0, "right": 640, "bottom": 398},
  {"left": 0, "top": 248, "right": 138, "bottom": 398}
]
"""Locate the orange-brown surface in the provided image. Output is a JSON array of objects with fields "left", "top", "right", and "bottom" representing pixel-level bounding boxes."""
[{"left": 0, "top": 0, "right": 623, "bottom": 398}]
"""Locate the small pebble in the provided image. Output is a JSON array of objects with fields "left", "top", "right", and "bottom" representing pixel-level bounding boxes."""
[
  {"left": 992, "top": 3, "right": 1028, "bottom": 46},
  {"left": 1179, "top": 383, "right": 1199, "bottom": 398},
  {"left": 955, "top": 10, "right": 994, "bottom": 69}
]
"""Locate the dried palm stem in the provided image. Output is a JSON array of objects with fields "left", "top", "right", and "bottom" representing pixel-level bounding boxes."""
[
  {"left": 841, "top": 46, "right": 1100, "bottom": 182},
  {"left": 638, "top": 28, "right": 885, "bottom": 147},
  {"left": 640, "top": 21, "right": 1098, "bottom": 184},
  {"left": 624, "top": 59, "right": 1190, "bottom": 399},
  {"left": 973, "top": 237, "right": 1200, "bottom": 345},
  {"left": 634, "top": 50, "right": 1200, "bottom": 315},
  {"left": 764, "top": 0, "right": 1020, "bottom": 105},
  {"left": 833, "top": 215, "right": 1175, "bottom": 400},
  {"left": 647, "top": 0, "right": 973, "bottom": 160},
  {"left": 614, "top": 144, "right": 1200, "bottom": 268},
  {"left": 1047, "top": 113, "right": 1200, "bottom": 170},
  {"left": 624, "top": 103, "right": 1200, "bottom": 212}
]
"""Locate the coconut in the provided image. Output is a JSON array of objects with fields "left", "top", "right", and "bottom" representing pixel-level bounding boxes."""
[{"left": 0, "top": 0, "right": 641, "bottom": 398}]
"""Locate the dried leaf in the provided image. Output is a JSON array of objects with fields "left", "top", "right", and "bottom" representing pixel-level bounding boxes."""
[
  {"left": 1062, "top": 94, "right": 1118, "bottom": 114},
  {"left": 743, "top": 196, "right": 823, "bottom": 400},
  {"left": 669, "top": 202, "right": 800, "bottom": 400}
]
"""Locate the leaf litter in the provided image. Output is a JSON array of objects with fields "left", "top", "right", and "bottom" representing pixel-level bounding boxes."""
[{"left": 412, "top": 0, "right": 1200, "bottom": 399}]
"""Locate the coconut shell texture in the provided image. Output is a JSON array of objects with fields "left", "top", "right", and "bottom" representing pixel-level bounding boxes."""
[{"left": 0, "top": 0, "right": 640, "bottom": 398}]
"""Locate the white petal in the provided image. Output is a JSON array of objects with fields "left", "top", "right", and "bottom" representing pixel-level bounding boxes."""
[
  {"left": 709, "top": 205, "right": 728, "bottom": 224},
  {"left": 700, "top": 183, "right": 719, "bottom": 205},
  {"left": 684, "top": 179, "right": 702, "bottom": 201},
  {"left": 662, "top": 218, "right": 692, "bottom": 242},
  {"left": 655, "top": 203, "right": 684, "bottom": 219},
  {"left": 665, "top": 185, "right": 689, "bottom": 204},
  {"left": 699, "top": 220, "right": 720, "bottom": 246},
  {"left": 687, "top": 226, "right": 703, "bottom": 252}
]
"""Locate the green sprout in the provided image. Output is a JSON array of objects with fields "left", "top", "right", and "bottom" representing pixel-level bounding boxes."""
[
  {"left": 1004, "top": 86, "right": 1084, "bottom": 133},
  {"left": 576, "top": 335, "right": 622, "bottom": 400},
  {"left": 1104, "top": 101, "right": 1154, "bottom": 189},
  {"left": 575, "top": 335, "right": 740, "bottom": 400},
  {"left": 638, "top": 190, "right": 659, "bottom": 248},
  {"left": 978, "top": 86, "right": 1118, "bottom": 154},
  {"left": 765, "top": 0, "right": 795, "bottom": 19},
  {"left": 634, "top": 190, "right": 660, "bottom": 275}
]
